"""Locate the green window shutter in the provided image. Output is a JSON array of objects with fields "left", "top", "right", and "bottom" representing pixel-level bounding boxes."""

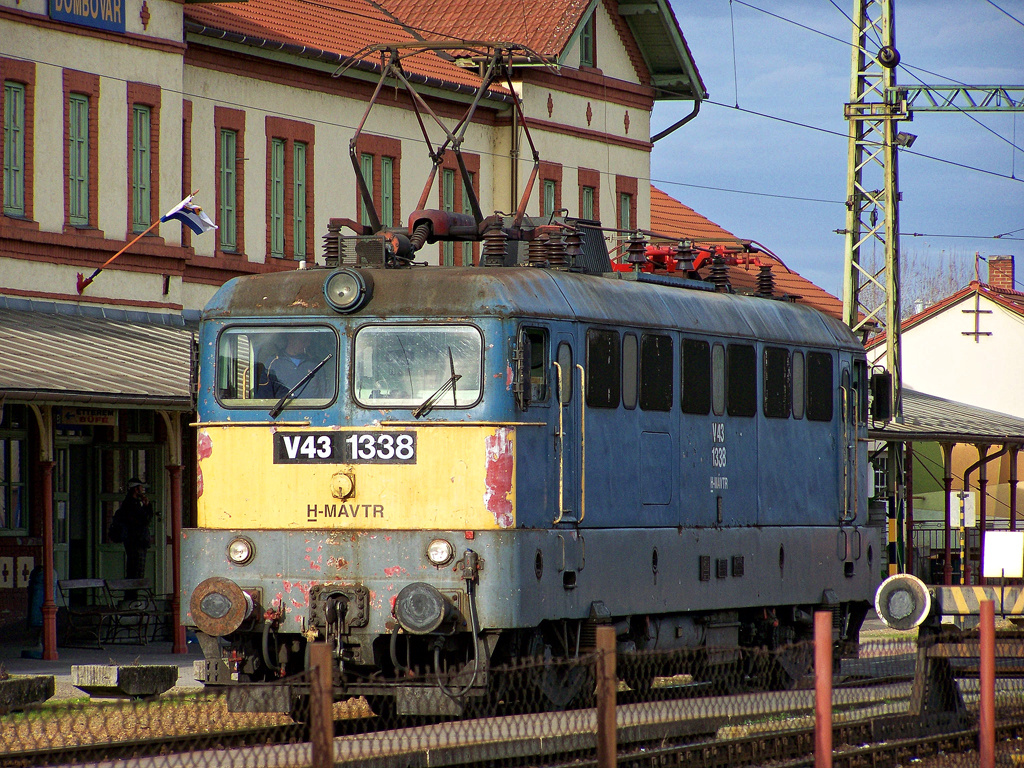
[
  {"left": 294, "top": 141, "right": 307, "bottom": 259},
  {"left": 442, "top": 168, "right": 455, "bottom": 266},
  {"left": 360, "top": 152, "right": 373, "bottom": 227},
  {"left": 580, "top": 14, "right": 595, "bottom": 68},
  {"left": 270, "top": 138, "right": 285, "bottom": 257},
  {"left": 619, "top": 192, "right": 632, "bottom": 231},
  {"left": 68, "top": 94, "right": 89, "bottom": 226},
  {"left": 220, "top": 129, "right": 237, "bottom": 250},
  {"left": 461, "top": 171, "right": 474, "bottom": 265},
  {"left": 3, "top": 82, "right": 25, "bottom": 216},
  {"left": 581, "top": 186, "right": 594, "bottom": 220},
  {"left": 132, "top": 105, "right": 151, "bottom": 231},
  {"left": 543, "top": 179, "right": 556, "bottom": 217},
  {"left": 381, "top": 156, "right": 393, "bottom": 228}
]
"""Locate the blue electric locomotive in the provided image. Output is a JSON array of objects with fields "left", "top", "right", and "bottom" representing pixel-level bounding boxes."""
[{"left": 183, "top": 225, "right": 881, "bottom": 714}]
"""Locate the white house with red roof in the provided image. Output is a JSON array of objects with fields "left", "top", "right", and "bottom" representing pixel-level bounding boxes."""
[{"left": 866, "top": 256, "right": 1024, "bottom": 420}]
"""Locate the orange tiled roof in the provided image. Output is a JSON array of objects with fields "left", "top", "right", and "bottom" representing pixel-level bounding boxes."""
[
  {"left": 184, "top": 0, "right": 498, "bottom": 91},
  {"left": 377, "top": 0, "right": 592, "bottom": 59},
  {"left": 649, "top": 186, "right": 844, "bottom": 320}
]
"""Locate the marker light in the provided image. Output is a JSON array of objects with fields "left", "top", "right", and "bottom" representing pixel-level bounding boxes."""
[
  {"left": 227, "top": 536, "right": 255, "bottom": 566},
  {"left": 426, "top": 538, "right": 455, "bottom": 566},
  {"left": 324, "top": 268, "right": 373, "bottom": 313}
]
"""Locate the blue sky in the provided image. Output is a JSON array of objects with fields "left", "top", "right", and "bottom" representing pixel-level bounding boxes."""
[{"left": 651, "top": 0, "right": 1024, "bottom": 297}]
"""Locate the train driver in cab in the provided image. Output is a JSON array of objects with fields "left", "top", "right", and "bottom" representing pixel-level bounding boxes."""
[{"left": 255, "top": 332, "right": 331, "bottom": 399}]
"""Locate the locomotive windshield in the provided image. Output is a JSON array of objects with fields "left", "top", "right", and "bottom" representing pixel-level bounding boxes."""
[
  {"left": 215, "top": 326, "right": 338, "bottom": 409},
  {"left": 353, "top": 325, "right": 483, "bottom": 409}
]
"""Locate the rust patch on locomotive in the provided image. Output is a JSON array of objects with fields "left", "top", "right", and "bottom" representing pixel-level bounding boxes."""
[{"left": 484, "top": 427, "right": 514, "bottom": 528}]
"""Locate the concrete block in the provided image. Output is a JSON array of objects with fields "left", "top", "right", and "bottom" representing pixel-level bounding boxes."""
[
  {"left": 71, "top": 665, "right": 178, "bottom": 698},
  {"left": 0, "top": 675, "right": 55, "bottom": 713}
]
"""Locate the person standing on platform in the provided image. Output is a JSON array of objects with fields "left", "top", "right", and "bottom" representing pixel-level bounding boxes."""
[{"left": 109, "top": 478, "right": 154, "bottom": 580}]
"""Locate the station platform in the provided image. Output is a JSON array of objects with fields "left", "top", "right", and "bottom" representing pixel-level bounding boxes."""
[{"left": 0, "top": 639, "right": 203, "bottom": 700}]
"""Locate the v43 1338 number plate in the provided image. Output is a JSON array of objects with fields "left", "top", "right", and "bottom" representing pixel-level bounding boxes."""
[{"left": 273, "top": 432, "right": 417, "bottom": 464}]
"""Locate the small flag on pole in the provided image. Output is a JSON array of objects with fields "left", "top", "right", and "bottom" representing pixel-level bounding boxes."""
[
  {"left": 160, "top": 193, "right": 218, "bottom": 235},
  {"left": 76, "top": 191, "right": 216, "bottom": 294}
]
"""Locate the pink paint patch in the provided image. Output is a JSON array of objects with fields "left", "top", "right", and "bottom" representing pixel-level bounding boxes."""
[
  {"left": 197, "top": 430, "right": 213, "bottom": 460},
  {"left": 484, "top": 428, "right": 514, "bottom": 527},
  {"left": 383, "top": 565, "right": 406, "bottom": 577},
  {"left": 390, "top": 595, "right": 399, "bottom": 614},
  {"left": 505, "top": 364, "right": 513, "bottom": 389},
  {"left": 196, "top": 465, "right": 203, "bottom": 498}
]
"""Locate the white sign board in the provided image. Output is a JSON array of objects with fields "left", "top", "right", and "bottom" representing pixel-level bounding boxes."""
[
  {"left": 948, "top": 491, "right": 976, "bottom": 527},
  {"left": 983, "top": 530, "right": 1024, "bottom": 579}
]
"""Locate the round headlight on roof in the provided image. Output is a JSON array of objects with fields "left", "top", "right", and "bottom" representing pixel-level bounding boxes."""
[{"left": 324, "top": 268, "right": 373, "bottom": 313}]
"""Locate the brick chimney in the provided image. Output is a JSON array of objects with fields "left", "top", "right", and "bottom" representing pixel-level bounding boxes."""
[{"left": 988, "top": 255, "right": 1015, "bottom": 291}]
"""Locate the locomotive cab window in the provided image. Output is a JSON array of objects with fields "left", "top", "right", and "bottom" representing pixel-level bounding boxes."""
[
  {"left": 639, "top": 333, "right": 673, "bottom": 411},
  {"left": 519, "top": 327, "right": 549, "bottom": 404},
  {"left": 682, "top": 338, "right": 711, "bottom": 415},
  {"left": 353, "top": 325, "right": 483, "bottom": 409},
  {"left": 726, "top": 344, "right": 756, "bottom": 417},
  {"left": 216, "top": 326, "right": 338, "bottom": 408},
  {"left": 763, "top": 347, "right": 791, "bottom": 419},
  {"left": 806, "top": 351, "right": 834, "bottom": 422},
  {"left": 586, "top": 328, "right": 620, "bottom": 408}
]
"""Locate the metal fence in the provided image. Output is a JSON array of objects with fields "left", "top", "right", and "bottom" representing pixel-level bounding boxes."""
[{"left": 1, "top": 612, "right": 1022, "bottom": 767}]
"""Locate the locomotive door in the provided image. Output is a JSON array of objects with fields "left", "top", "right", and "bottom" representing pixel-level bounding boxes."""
[{"left": 553, "top": 337, "right": 582, "bottom": 524}]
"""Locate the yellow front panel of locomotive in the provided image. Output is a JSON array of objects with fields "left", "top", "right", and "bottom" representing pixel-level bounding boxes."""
[{"left": 196, "top": 425, "right": 516, "bottom": 530}]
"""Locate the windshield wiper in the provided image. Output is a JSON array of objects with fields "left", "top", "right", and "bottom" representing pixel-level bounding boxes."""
[
  {"left": 269, "top": 354, "right": 334, "bottom": 419},
  {"left": 413, "top": 348, "right": 460, "bottom": 419}
]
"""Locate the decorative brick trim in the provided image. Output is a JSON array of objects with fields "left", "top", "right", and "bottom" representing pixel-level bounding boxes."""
[
  {"left": 126, "top": 82, "right": 162, "bottom": 239},
  {"left": 214, "top": 106, "right": 245, "bottom": 257},
  {"left": 353, "top": 134, "right": 401, "bottom": 231},
  {"left": 494, "top": 115, "right": 652, "bottom": 152},
  {"left": 578, "top": 167, "right": 600, "bottom": 220},
  {"left": 539, "top": 160, "right": 563, "bottom": 216},
  {"left": 602, "top": 0, "right": 651, "bottom": 84},
  {"left": 436, "top": 149, "right": 480, "bottom": 265},
  {"left": 63, "top": 69, "right": 101, "bottom": 234},
  {"left": 526, "top": 63, "right": 655, "bottom": 110},
  {"left": 616, "top": 174, "right": 638, "bottom": 230},
  {"left": 1, "top": 57, "right": 36, "bottom": 224},
  {"left": 180, "top": 99, "right": 193, "bottom": 249},
  {"left": 265, "top": 116, "right": 315, "bottom": 264}
]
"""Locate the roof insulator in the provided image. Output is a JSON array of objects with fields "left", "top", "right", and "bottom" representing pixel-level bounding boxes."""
[
  {"left": 756, "top": 264, "right": 775, "bottom": 298},
  {"left": 626, "top": 232, "right": 648, "bottom": 271},
  {"left": 564, "top": 229, "right": 584, "bottom": 269},
  {"left": 547, "top": 231, "right": 568, "bottom": 269},
  {"left": 710, "top": 255, "right": 731, "bottom": 292},
  {"left": 528, "top": 234, "right": 550, "bottom": 267},
  {"left": 482, "top": 226, "right": 508, "bottom": 267}
]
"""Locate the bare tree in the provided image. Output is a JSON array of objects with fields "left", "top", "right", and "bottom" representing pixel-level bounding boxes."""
[{"left": 859, "top": 244, "right": 976, "bottom": 321}]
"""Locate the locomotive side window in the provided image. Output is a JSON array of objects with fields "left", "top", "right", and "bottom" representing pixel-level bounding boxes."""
[
  {"left": 792, "top": 351, "right": 806, "bottom": 419},
  {"left": 853, "top": 360, "right": 868, "bottom": 425},
  {"left": 586, "top": 329, "right": 620, "bottom": 408},
  {"left": 557, "top": 342, "right": 573, "bottom": 404},
  {"left": 353, "top": 325, "right": 483, "bottom": 409},
  {"left": 681, "top": 339, "right": 711, "bottom": 415},
  {"left": 216, "top": 326, "right": 338, "bottom": 408},
  {"left": 622, "top": 333, "right": 638, "bottom": 410},
  {"left": 806, "top": 351, "right": 834, "bottom": 422},
  {"left": 726, "top": 344, "right": 756, "bottom": 417},
  {"left": 527, "top": 328, "right": 549, "bottom": 403},
  {"left": 711, "top": 343, "right": 725, "bottom": 416},
  {"left": 763, "top": 346, "right": 791, "bottom": 419},
  {"left": 639, "top": 333, "right": 673, "bottom": 411}
]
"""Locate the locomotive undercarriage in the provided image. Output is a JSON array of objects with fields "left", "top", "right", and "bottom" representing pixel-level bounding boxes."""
[{"left": 196, "top": 599, "right": 869, "bottom": 716}]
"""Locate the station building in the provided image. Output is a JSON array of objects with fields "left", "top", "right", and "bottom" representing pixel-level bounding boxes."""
[{"left": 0, "top": 0, "right": 706, "bottom": 653}]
